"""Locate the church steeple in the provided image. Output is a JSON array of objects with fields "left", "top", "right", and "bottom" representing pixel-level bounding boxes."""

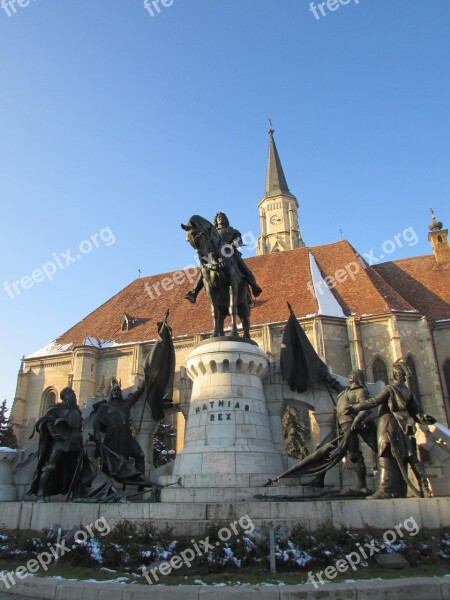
[
  {"left": 257, "top": 122, "right": 304, "bottom": 255},
  {"left": 265, "top": 120, "right": 290, "bottom": 196},
  {"left": 428, "top": 209, "right": 450, "bottom": 265}
]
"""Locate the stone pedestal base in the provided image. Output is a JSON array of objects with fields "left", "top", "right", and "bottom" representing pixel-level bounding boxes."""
[
  {"left": 0, "top": 449, "right": 19, "bottom": 501},
  {"left": 171, "top": 339, "right": 285, "bottom": 486},
  {"left": 1, "top": 497, "right": 449, "bottom": 538}
]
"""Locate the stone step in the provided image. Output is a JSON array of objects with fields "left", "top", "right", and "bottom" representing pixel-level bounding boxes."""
[
  {"left": 160, "top": 484, "right": 315, "bottom": 503},
  {"left": 5, "top": 575, "right": 450, "bottom": 600},
  {"left": 1, "top": 497, "right": 448, "bottom": 537},
  {"left": 156, "top": 473, "right": 306, "bottom": 487}
]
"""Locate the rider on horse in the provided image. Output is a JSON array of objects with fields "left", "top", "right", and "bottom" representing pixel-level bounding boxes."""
[{"left": 184, "top": 212, "right": 262, "bottom": 304}]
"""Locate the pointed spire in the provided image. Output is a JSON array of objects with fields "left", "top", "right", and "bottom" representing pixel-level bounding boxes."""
[{"left": 265, "top": 119, "right": 290, "bottom": 196}]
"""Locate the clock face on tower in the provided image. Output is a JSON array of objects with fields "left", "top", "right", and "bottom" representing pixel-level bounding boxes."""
[{"left": 270, "top": 214, "right": 283, "bottom": 226}]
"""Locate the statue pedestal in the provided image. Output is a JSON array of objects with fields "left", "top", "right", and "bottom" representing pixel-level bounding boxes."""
[
  {"left": 0, "top": 448, "right": 19, "bottom": 501},
  {"left": 171, "top": 339, "right": 285, "bottom": 488}
]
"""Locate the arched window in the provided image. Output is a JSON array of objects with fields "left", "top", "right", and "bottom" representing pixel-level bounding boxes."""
[
  {"left": 40, "top": 388, "right": 57, "bottom": 416},
  {"left": 444, "top": 359, "right": 450, "bottom": 399},
  {"left": 372, "top": 357, "right": 389, "bottom": 384},
  {"left": 406, "top": 356, "right": 421, "bottom": 404}
]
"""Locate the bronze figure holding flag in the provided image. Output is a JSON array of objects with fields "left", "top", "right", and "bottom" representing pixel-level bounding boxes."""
[
  {"left": 93, "top": 379, "right": 148, "bottom": 483},
  {"left": 93, "top": 311, "right": 176, "bottom": 488}
]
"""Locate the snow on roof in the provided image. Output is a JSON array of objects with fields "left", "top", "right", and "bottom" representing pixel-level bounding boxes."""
[
  {"left": 26, "top": 337, "right": 121, "bottom": 359},
  {"left": 308, "top": 253, "right": 346, "bottom": 319},
  {"left": 83, "top": 337, "right": 119, "bottom": 349},
  {"left": 26, "top": 341, "right": 73, "bottom": 360},
  {"left": 26, "top": 336, "right": 162, "bottom": 361}
]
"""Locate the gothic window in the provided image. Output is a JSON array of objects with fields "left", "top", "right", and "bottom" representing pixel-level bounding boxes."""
[
  {"left": 40, "top": 388, "right": 57, "bottom": 416},
  {"left": 372, "top": 357, "right": 388, "bottom": 384}
]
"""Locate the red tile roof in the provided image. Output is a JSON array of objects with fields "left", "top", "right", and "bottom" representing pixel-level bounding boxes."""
[
  {"left": 311, "top": 241, "right": 414, "bottom": 316},
  {"left": 373, "top": 255, "right": 450, "bottom": 322},
  {"left": 45, "top": 240, "right": 444, "bottom": 355}
]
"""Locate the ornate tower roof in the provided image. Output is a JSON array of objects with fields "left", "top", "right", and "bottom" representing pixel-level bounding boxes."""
[
  {"left": 428, "top": 208, "right": 450, "bottom": 265},
  {"left": 429, "top": 208, "right": 443, "bottom": 232},
  {"left": 264, "top": 120, "right": 291, "bottom": 197},
  {"left": 257, "top": 121, "right": 304, "bottom": 255}
]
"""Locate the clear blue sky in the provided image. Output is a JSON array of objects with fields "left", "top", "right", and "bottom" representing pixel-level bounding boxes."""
[{"left": 0, "top": 0, "right": 449, "bottom": 408}]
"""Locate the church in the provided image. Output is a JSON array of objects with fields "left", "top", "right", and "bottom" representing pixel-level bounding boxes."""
[{"left": 11, "top": 127, "right": 450, "bottom": 472}]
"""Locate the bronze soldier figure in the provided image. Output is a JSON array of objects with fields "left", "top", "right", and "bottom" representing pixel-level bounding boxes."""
[
  {"left": 93, "top": 379, "right": 146, "bottom": 478},
  {"left": 311, "top": 370, "right": 376, "bottom": 491},
  {"left": 184, "top": 212, "right": 262, "bottom": 303},
  {"left": 28, "top": 387, "right": 83, "bottom": 503},
  {"left": 346, "top": 360, "right": 435, "bottom": 499},
  {"left": 335, "top": 370, "right": 376, "bottom": 491}
]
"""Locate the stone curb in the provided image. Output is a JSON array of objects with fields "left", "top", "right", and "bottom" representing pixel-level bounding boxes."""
[{"left": 1, "top": 576, "right": 449, "bottom": 599}]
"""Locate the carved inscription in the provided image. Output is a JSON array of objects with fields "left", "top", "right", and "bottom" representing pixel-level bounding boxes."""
[{"left": 192, "top": 400, "right": 251, "bottom": 422}]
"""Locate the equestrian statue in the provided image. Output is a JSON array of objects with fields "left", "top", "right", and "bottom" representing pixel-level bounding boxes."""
[{"left": 181, "top": 213, "right": 262, "bottom": 339}]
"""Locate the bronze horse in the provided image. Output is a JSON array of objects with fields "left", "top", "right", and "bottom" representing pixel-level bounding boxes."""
[{"left": 181, "top": 215, "right": 251, "bottom": 338}]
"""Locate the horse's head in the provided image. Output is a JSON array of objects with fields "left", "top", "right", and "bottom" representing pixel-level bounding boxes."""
[
  {"left": 181, "top": 215, "right": 221, "bottom": 256},
  {"left": 181, "top": 219, "right": 202, "bottom": 252}
]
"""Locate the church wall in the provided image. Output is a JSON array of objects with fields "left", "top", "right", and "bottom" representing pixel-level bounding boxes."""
[
  {"left": 72, "top": 349, "right": 98, "bottom": 406},
  {"left": 95, "top": 348, "right": 135, "bottom": 395},
  {"left": 396, "top": 317, "right": 447, "bottom": 423},
  {"left": 173, "top": 341, "right": 196, "bottom": 369},
  {"left": 358, "top": 318, "right": 392, "bottom": 379},
  {"left": 12, "top": 317, "right": 450, "bottom": 460},
  {"left": 431, "top": 324, "right": 450, "bottom": 426},
  {"left": 269, "top": 327, "right": 284, "bottom": 361},
  {"left": 269, "top": 321, "right": 316, "bottom": 362},
  {"left": 320, "top": 319, "right": 352, "bottom": 376},
  {"left": 14, "top": 357, "right": 72, "bottom": 447}
]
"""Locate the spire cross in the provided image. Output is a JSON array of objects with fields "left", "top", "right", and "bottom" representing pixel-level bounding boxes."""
[{"left": 268, "top": 117, "right": 274, "bottom": 136}]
